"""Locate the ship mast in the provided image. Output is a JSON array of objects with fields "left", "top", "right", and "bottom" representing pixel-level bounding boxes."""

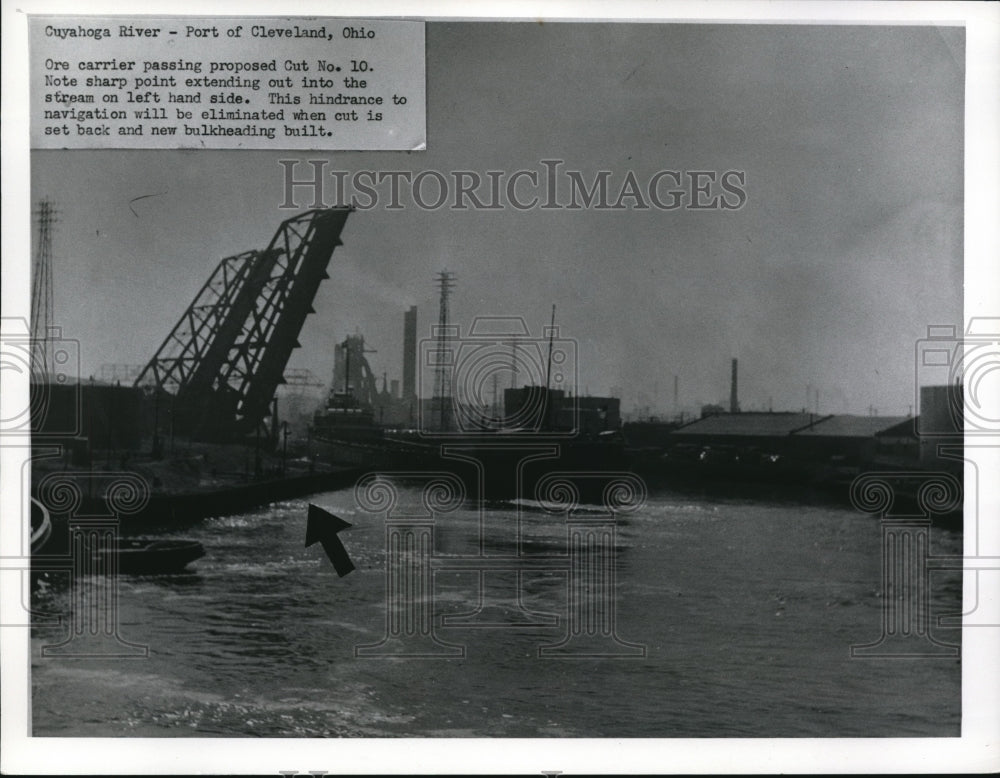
[
  {"left": 544, "top": 303, "right": 556, "bottom": 393},
  {"left": 544, "top": 304, "right": 556, "bottom": 430}
]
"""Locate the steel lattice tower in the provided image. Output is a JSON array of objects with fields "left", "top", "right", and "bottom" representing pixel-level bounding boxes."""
[
  {"left": 433, "top": 270, "right": 455, "bottom": 431},
  {"left": 30, "top": 199, "right": 56, "bottom": 380}
]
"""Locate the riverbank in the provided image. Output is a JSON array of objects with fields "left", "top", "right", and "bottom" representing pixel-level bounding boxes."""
[
  {"left": 32, "top": 439, "right": 363, "bottom": 552},
  {"left": 631, "top": 456, "right": 963, "bottom": 531}
]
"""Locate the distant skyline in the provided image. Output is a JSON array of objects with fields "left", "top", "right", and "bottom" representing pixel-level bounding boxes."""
[{"left": 32, "top": 22, "right": 964, "bottom": 416}]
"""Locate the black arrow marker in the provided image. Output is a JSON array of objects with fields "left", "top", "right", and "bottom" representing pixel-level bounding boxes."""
[{"left": 305, "top": 504, "right": 355, "bottom": 577}]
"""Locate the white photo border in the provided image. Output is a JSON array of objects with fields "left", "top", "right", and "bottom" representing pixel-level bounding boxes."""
[{"left": 2, "top": 1, "right": 998, "bottom": 774}]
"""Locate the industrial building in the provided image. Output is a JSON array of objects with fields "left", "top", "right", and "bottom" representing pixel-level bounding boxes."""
[
  {"left": 791, "top": 413, "right": 913, "bottom": 466},
  {"left": 503, "top": 386, "right": 621, "bottom": 435},
  {"left": 661, "top": 411, "right": 920, "bottom": 471},
  {"left": 917, "top": 383, "right": 963, "bottom": 472}
]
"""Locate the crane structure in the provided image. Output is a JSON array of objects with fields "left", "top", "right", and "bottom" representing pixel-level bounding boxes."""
[{"left": 134, "top": 207, "right": 352, "bottom": 441}]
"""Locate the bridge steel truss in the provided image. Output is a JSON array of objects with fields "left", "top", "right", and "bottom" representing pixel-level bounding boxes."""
[{"left": 134, "top": 207, "right": 351, "bottom": 439}]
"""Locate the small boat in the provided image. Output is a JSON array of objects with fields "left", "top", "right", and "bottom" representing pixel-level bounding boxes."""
[
  {"left": 30, "top": 497, "right": 53, "bottom": 554},
  {"left": 105, "top": 539, "right": 205, "bottom": 575}
]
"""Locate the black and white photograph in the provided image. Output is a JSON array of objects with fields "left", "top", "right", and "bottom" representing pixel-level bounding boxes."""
[{"left": 2, "top": 1, "right": 998, "bottom": 774}]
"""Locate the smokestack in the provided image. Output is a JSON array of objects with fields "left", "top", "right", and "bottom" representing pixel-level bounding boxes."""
[
  {"left": 402, "top": 306, "right": 417, "bottom": 400},
  {"left": 730, "top": 358, "right": 739, "bottom": 413}
]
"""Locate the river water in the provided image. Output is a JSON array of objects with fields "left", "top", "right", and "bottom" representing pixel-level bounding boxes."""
[{"left": 30, "top": 485, "right": 962, "bottom": 737}]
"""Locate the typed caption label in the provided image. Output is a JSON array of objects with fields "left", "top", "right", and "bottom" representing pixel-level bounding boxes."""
[{"left": 30, "top": 17, "right": 425, "bottom": 150}]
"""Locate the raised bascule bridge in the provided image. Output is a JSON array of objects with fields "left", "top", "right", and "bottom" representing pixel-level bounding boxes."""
[{"left": 133, "top": 207, "right": 352, "bottom": 443}]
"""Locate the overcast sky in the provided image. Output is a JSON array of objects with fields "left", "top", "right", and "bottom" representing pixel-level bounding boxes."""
[{"left": 32, "top": 22, "right": 964, "bottom": 416}]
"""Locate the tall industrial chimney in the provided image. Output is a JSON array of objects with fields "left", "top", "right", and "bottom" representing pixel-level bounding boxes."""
[
  {"left": 730, "top": 358, "right": 740, "bottom": 413},
  {"left": 402, "top": 305, "right": 417, "bottom": 399}
]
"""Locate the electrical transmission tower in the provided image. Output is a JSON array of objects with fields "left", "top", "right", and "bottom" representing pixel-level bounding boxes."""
[
  {"left": 433, "top": 270, "right": 456, "bottom": 432},
  {"left": 30, "top": 199, "right": 56, "bottom": 379}
]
